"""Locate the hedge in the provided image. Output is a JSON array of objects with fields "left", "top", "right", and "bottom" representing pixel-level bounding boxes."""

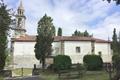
[
  {"left": 53, "top": 55, "right": 72, "bottom": 70},
  {"left": 83, "top": 54, "right": 103, "bottom": 71},
  {"left": 112, "top": 54, "right": 120, "bottom": 70}
]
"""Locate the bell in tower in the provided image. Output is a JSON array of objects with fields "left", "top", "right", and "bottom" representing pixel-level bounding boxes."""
[{"left": 14, "top": 0, "right": 26, "bottom": 37}]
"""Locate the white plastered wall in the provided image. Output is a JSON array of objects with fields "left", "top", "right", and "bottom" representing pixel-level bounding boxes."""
[{"left": 13, "top": 42, "right": 39, "bottom": 68}]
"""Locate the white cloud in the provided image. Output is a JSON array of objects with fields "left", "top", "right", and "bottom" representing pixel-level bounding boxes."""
[
  {"left": 91, "top": 12, "right": 120, "bottom": 40},
  {"left": 5, "top": 0, "right": 120, "bottom": 40}
]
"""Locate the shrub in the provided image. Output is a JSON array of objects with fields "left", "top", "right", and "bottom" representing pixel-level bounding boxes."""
[
  {"left": 53, "top": 55, "right": 72, "bottom": 70},
  {"left": 112, "top": 54, "right": 120, "bottom": 70},
  {"left": 112, "top": 54, "right": 120, "bottom": 64},
  {"left": 112, "top": 55, "right": 120, "bottom": 80},
  {"left": 83, "top": 54, "right": 103, "bottom": 71},
  {"left": 77, "top": 64, "right": 86, "bottom": 71}
]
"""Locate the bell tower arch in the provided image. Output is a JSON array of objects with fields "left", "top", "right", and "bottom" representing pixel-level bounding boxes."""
[{"left": 14, "top": 0, "right": 26, "bottom": 37}]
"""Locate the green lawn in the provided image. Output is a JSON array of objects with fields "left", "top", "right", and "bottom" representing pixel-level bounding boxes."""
[
  {"left": 81, "top": 71, "right": 109, "bottom": 80},
  {"left": 40, "top": 70, "right": 110, "bottom": 80},
  {"left": 12, "top": 68, "right": 32, "bottom": 76},
  {"left": 12, "top": 68, "right": 110, "bottom": 80},
  {"left": 0, "top": 76, "right": 4, "bottom": 80}
]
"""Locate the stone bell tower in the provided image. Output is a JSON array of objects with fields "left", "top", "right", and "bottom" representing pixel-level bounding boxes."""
[{"left": 14, "top": 0, "right": 26, "bottom": 37}]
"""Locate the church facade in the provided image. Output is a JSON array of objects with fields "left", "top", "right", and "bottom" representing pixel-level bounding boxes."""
[{"left": 11, "top": 1, "right": 112, "bottom": 68}]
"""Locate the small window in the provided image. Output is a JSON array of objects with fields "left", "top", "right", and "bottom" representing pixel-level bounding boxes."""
[{"left": 76, "top": 47, "right": 80, "bottom": 53}]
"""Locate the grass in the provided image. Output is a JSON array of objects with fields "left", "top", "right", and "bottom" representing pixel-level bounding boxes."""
[
  {"left": 40, "top": 70, "right": 110, "bottom": 80},
  {"left": 39, "top": 70, "right": 59, "bottom": 80},
  {"left": 0, "top": 76, "right": 4, "bottom": 80},
  {"left": 12, "top": 68, "right": 110, "bottom": 80},
  {"left": 12, "top": 68, "right": 32, "bottom": 76},
  {"left": 81, "top": 71, "right": 109, "bottom": 80},
  {"left": 40, "top": 74, "right": 59, "bottom": 80}
]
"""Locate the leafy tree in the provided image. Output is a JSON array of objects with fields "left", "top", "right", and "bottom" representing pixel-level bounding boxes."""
[
  {"left": 78, "top": 31, "right": 84, "bottom": 36},
  {"left": 57, "top": 27, "right": 62, "bottom": 36},
  {"left": 34, "top": 14, "right": 55, "bottom": 70},
  {"left": 84, "top": 30, "right": 89, "bottom": 37},
  {"left": 74, "top": 30, "right": 78, "bottom": 35},
  {"left": 112, "top": 54, "right": 120, "bottom": 80},
  {"left": 53, "top": 55, "right": 71, "bottom": 71},
  {"left": 118, "top": 32, "right": 120, "bottom": 54},
  {"left": 0, "top": 0, "right": 11, "bottom": 70},
  {"left": 111, "top": 29, "right": 120, "bottom": 80},
  {"left": 72, "top": 30, "right": 91, "bottom": 37},
  {"left": 111, "top": 28, "right": 118, "bottom": 55},
  {"left": 72, "top": 30, "right": 78, "bottom": 36},
  {"left": 103, "top": 0, "right": 120, "bottom": 5},
  {"left": 83, "top": 54, "right": 103, "bottom": 71},
  {"left": 52, "top": 25, "right": 56, "bottom": 36},
  {"left": 72, "top": 30, "right": 83, "bottom": 36}
]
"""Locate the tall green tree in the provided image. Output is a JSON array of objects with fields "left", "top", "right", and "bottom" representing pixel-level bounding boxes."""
[
  {"left": 118, "top": 32, "right": 120, "bottom": 54},
  {"left": 0, "top": 0, "right": 11, "bottom": 70},
  {"left": 34, "top": 14, "right": 55, "bottom": 69},
  {"left": 52, "top": 25, "right": 56, "bottom": 36},
  {"left": 111, "top": 28, "right": 118, "bottom": 55},
  {"left": 84, "top": 30, "right": 89, "bottom": 37},
  {"left": 72, "top": 30, "right": 78, "bottom": 36},
  {"left": 112, "top": 31, "right": 120, "bottom": 80},
  {"left": 57, "top": 27, "right": 62, "bottom": 36},
  {"left": 72, "top": 30, "right": 83, "bottom": 36}
]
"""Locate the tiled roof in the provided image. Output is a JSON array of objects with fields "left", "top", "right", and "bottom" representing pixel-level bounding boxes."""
[
  {"left": 92, "top": 38, "right": 110, "bottom": 43},
  {"left": 11, "top": 35, "right": 111, "bottom": 43},
  {"left": 54, "top": 36, "right": 111, "bottom": 43},
  {"left": 54, "top": 36, "right": 95, "bottom": 41},
  {"left": 11, "top": 35, "right": 36, "bottom": 42}
]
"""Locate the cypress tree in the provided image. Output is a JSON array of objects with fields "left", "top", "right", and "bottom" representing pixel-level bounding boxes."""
[
  {"left": 118, "top": 32, "right": 120, "bottom": 54},
  {"left": 34, "top": 14, "right": 55, "bottom": 70},
  {"left": 84, "top": 30, "right": 89, "bottom": 37},
  {"left": 0, "top": 0, "right": 11, "bottom": 70},
  {"left": 111, "top": 28, "right": 118, "bottom": 55},
  {"left": 57, "top": 27, "right": 62, "bottom": 36}
]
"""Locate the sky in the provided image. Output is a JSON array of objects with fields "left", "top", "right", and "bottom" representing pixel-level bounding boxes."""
[{"left": 5, "top": 0, "right": 120, "bottom": 40}]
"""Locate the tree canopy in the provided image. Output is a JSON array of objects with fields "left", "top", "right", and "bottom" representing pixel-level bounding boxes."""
[
  {"left": 111, "top": 28, "right": 120, "bottom": 55},
  {"left": 57, "top": 27, "right": 62, "bottom": 36},
  {"left": 72, "top": 30, "right": 92, "bottom": 37},
  {"left": 111, "top": 29, "right": 120, "bottom": 80},
  {"left": 34, "top": 14, "right": 55, "bottom": 69},
  {"left": 0, "top": 0, "right": 11, "bottom": 70}
]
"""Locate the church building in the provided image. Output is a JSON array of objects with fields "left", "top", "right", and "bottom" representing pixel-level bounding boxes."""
[{"left": 11, "top": 1, "right": 112, "bottom": 68}]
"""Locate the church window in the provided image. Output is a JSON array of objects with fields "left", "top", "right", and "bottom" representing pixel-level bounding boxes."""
[{"left": 76, "top": 47, "right": 80, "bottom": 53}]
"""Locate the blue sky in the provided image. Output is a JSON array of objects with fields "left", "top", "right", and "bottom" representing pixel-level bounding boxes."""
[{"left": 5, "top": 0, "right": 120, "bottom": 40}]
